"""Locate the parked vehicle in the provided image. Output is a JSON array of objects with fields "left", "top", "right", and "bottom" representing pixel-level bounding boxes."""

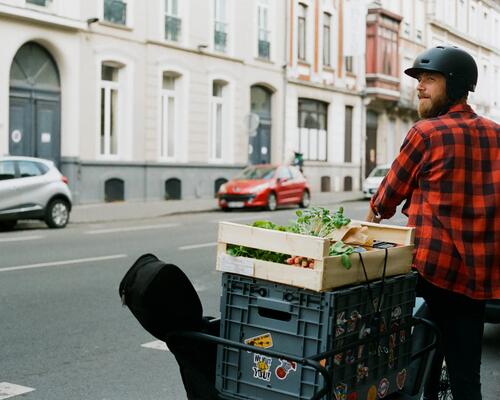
[
  {"left": 0, "top": 156, "right": 72, "bottom": 229},
  {"left": 217, "top": 164, "right": 310, "bottom": 211},
  {"left": 362, "top": 164, "right": 391, "bottom": 199}
]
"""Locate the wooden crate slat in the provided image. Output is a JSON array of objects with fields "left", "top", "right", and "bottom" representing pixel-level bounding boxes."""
[{"left": 218, "top": 221, "right": 329, "bottom": 259}]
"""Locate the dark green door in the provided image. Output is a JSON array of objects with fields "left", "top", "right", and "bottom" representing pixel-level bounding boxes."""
[{"left": 9, "top": 42, "right": 61, "bottom": 165}]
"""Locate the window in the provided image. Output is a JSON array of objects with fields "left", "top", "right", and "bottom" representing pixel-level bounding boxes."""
[
  {"left": 214, "top": 0, "right": 227, "bottom": 52},
  {"left": 210, "top": 81, "right": 227, "bottom": 160},
  {"left": 298, "top": 99, "right": 328, "bottom": 161},
  {"left": 380, "top": 26, "right": 398, "bottom": 76},
  {"left": 323, "top": 13, "right": 331, "bottom": 66},
  {"left": 0, "top": 161, "right": 16, "bottom": 181},
  {"left": 165, "top": 0, "right": 181, "bottom": 41},
  {"left": 344, "top": 106, "right": 353, "bottom": 163},
  {"left": 161, "top": 72, "right": 180, "bottom": 159},
  {"left": 18, "top": 161, "right": 43, "bottom": 178},
  {"left": 26, "top": 0, "right": 47, "bottom": 6},
  {"left": 104, "top": 0, "right": 127, "bottom": 25},
  {"left": 344, "top": 56, "right": 353, "bottom": 73},
  {"left": 100, "top": 63, "right": 121, "bottom": 156},
  {"left": 257, "top": 1, "right": 270, "bottom": 59},
  {"left": 298, "top": 3, "right": 307, "bottom": 61}
]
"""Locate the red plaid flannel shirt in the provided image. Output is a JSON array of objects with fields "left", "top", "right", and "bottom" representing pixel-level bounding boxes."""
[{"left": 370, "top": 104, "right": 500, "bottom": 299}]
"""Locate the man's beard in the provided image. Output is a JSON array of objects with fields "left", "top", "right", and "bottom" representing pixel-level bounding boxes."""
[{"left": 418, "top": 92, "right": 451, "bottom": 118}]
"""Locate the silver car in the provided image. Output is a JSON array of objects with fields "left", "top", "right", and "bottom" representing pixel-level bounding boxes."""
[{"left": 0, "top": 156, "right": 72, "bottom": 229}]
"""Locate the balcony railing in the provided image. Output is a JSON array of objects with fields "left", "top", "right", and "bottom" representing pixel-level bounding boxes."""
[
  {"left": 26, "top": 0, "right": 47, "bottom": 6},
  {"left": 165, "top": 15, "right": 181, "bottom": 41},
  {"left": 258, "top": 29, "right": 270, "bottom": 59},
  {"left": 214, "top": 21, "right": 227, "bottom": 52},
  {"left": 104, "top": 0, "right": 127, "bottom": 25}
]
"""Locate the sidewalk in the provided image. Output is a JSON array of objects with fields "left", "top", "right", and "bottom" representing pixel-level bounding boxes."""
[{"left": 71, "top": 191, "right": 364, "bottom": 224}]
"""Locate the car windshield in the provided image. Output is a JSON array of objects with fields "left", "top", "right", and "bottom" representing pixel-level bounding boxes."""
[
  {"left": 370, "top": 167, "right": 389, "bottom": 178},
  {"left": 236, "top": 166, "right": 276, "bottom": 180}
]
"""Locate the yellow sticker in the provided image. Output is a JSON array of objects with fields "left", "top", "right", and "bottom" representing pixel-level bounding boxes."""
[
  {"left": 366, "top": 385, "right": 377, "bottom": 400},
  {"left": 244, "top": 333, "right": 273, "bottom": 349}
]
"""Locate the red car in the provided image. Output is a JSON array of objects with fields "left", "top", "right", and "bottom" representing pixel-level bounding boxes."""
[{"left": 217, "top": 164, "right": 311, "bottom": 211}]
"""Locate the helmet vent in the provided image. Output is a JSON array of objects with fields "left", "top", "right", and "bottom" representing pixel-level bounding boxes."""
[
  {"left": 437, "top": 45, "right": 445, "bottom": 49},
  {"left": 421, "top": 59, "right": 430, "bottom": 64}
]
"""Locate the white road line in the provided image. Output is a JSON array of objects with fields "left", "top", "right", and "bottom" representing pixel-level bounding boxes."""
[
  {"left": 141, "top": 340, "right": 169, "bottom": 351},
  {"left": 0, "top": 235, "right": 44, "bottom": 243},
  {"left": 0, "top": 382, "right": 35, "bottom": 399},
  {"left": 179, "top": 242, "right": 216, "bottom": 251},
  {"left": 0, "top": 254, "right": 127, "bottom": 273},
  {"left": 85, "top": 223, "right": 179, "bottom": 235}
]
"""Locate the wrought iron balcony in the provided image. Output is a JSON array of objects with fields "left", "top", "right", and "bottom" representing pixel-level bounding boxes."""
[
  {"left": 258, "top": 29, "right": 270, "bottom": 59},
  {"left": 165, "top": 15, "right": 181, "bottom": 41},
  {"left": 214, "top": 21, "right": 227, "bottom": 52},
  {"left": 26, "top": 0, "right": 47, "bottom": 5},
  {"left": 104, "top": 0, "right": 127, "bottom": 25}
]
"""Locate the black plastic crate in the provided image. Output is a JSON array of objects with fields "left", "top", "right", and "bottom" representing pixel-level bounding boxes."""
[{"left": 216, "top": 272, "right": 417, "bottom": 400}]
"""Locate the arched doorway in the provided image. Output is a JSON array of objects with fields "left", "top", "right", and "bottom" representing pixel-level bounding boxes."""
[
  {"left": 9, "top": 42, "right": 61, "bottom": 165},
  {"left": 249, "top": 85, "right": 272, "bottom": 165}
]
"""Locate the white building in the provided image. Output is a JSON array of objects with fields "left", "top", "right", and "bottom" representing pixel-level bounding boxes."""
[
  {"left": 0, "top": 0, "right": 288, "bottom": 203},
  {"left": 370, "top": 0, "right": 500, "bottom": 168}
]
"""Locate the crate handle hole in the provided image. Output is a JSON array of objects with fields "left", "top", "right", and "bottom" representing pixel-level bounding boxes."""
[{"left": 258, "top": 307, "right": 292, "bottom": 321}]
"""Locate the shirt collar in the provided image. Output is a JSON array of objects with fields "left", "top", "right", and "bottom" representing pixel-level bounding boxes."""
[{"left": 447, "top": 103, "right": 475, "bottom": 115}]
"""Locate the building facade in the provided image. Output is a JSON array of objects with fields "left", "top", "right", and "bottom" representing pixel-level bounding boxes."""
[
  {"left": 366, "top": 0, "right": 500, "bottom": 171},
  {"left": 1, "top": 0, "right": 498, "bottom": 204},
  {"left": 1, "top": 0, "right": 288, "bottom": 204}
]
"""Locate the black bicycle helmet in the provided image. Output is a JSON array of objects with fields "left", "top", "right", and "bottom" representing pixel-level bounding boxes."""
[{"left": 404, "top": 45, "right": 478, "bottom": 101}]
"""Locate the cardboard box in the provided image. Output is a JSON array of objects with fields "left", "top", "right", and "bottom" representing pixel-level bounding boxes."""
[{"left": 216, "top": 220, "right": 414, "bottom": 292}]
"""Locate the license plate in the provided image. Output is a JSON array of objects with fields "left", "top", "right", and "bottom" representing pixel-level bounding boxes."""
[{"left": 228, "top": 201, "right": 245, "bottom": 208}]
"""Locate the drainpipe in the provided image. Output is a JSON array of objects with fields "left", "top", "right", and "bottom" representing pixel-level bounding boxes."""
[{"left": 282, "top": 0, "right": 289, "bottom": 163}]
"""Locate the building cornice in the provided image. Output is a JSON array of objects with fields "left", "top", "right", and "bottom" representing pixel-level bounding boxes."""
[
  {"left": 429, "top": 19, "right": 500, "bottom": 55},
  {"left": 146, "top": 40, "right": 245, "bottom": 64},
  {"left": 0, "top": 3, "right": 85, "bottom": 31},
  {"left": 287, "top": 77, "right": 365, "bottom": 97}
]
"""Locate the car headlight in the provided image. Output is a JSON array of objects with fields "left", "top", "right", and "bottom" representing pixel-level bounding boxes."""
[{"left": 218, "top": 184, "right": 227, "bottom": 194}]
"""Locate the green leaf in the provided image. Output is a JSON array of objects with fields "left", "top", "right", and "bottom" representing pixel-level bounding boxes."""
[{"left": 341, "top": 254, "right": 352, "bottom": 269}]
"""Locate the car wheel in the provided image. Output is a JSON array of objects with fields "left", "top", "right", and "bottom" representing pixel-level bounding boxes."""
[
  {"left": 0, "top": 220, "right": 17, "bottom": 231},
  {"left": 266, "top": 193, "right": 277, "bottom": 211},
  {"left": 299, "top": 190, "right": 310, "bottom": 208},
  {"left": 45, "top": 199, "right": 70, "bottom": 229}
]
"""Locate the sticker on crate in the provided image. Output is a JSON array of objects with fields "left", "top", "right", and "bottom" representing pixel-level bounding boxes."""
[
  {"left": 218, "top": 253, "right": 254, "bottom": 275},
  {"left": 333, "top": 382, "right": 348, "bottom": 400},
  {"left": 396, "top": 369, "right": 407, "bottom": 390},
  {"left": 367, "top": 385, "right": 377, "bottom": 400},
  {"left": 377, "top": 378, "right": 390, "bottom": 398},
  {"left": 244, "top": 332, "right": 273, "bottom": 349},
  {"left": 275, "top": 359, "right": 297, "bottom": 380},
  {"left": 252, "top": 354, "right": 272, "bottom": 381}
]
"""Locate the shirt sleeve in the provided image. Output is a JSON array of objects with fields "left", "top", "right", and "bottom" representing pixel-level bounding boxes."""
[{"left": 370, "top": 126, "right": 427, "bottom": 219}]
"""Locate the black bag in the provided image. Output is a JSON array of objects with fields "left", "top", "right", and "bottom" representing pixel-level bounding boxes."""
[
  {"left": 119, "top": 253, "right": 203, "bottom": 338},
  {"left": 119, "top": 254, "right": 220, "bottom": 400}
]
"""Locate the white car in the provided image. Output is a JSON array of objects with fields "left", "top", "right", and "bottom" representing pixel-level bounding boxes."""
[
  {"left": 362, "top": 164, "right": 391, "bottom": 199},
  {"left": 0, "top": 156, "right": 72, "bottom": 230}
]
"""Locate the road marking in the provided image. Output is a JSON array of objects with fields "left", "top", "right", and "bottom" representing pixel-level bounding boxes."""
[
  {"left": 0, "top": 235, "right": 44, "bottom": 243},
  {"left": 179, "top": 242, "right": 216, "bottom": 251},
  {"left": 0, "top": 382, "right": 35, "bottom": 399},
  {"left": 0, "top": 254, "right": 127, "bottom": 273},
  {"left": 141, "top": 340, "right": 169, "bottom": 351},
  {"left": 85, "top": 223, "right": 179, "bottom": 235}
]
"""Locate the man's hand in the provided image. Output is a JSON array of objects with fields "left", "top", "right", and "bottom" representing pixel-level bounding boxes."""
[{"left": 366, "top": 208, "right": 381, "bottom": 224}]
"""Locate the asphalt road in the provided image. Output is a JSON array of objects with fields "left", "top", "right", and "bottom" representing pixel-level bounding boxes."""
[{"left": 1, "top": 201, "right": 499, "bottom": 400}]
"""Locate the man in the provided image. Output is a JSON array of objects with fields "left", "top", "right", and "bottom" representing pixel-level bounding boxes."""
[{"left": 366, "top": 45, "right": 499, "bottom": 400}]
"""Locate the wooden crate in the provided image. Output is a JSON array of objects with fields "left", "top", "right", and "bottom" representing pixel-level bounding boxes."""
[{"left": 216, "top": 220, "right": 415, "bottom": 292}]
